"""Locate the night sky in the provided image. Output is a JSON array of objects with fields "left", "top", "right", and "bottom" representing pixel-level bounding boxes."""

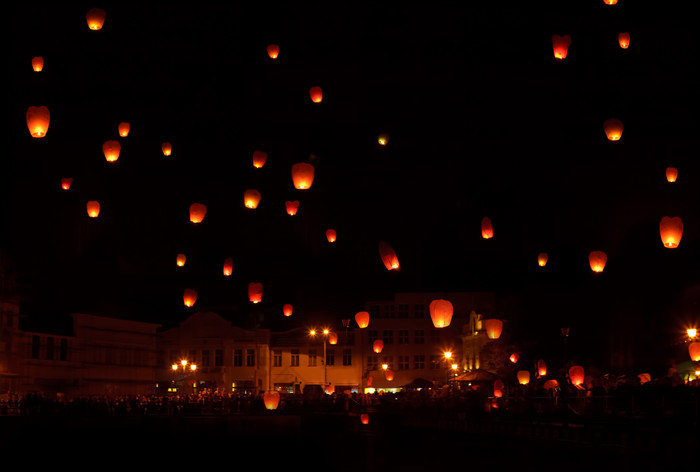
[{"left": 5, "top": 3, "right": 699, "bottom": 368}]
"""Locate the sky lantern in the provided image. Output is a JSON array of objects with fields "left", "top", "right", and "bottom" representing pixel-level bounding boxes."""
[
  {"left": 355, "top": 311, "right": 370, "bottom": 328},
  {"left": 285, "top": 200, "right": 299, "bottom": 216},
  {"left": 252, "top": 150, "right": 267, "bottom": 168},
  {"left": 517, "top": 371, "right": 531, "bottom": 385},
  {"left": 283, "top": 304, "right": 293, "bottom": 317},
  {"left": 666, "top": 167, "right": 678, "bottom": 183},
  {"left": 26, "top": 106, "right": 50, "bottom": 138},
  {"left": 481, "top": 217, "right": 493, "bottom": 239},
  {"left": 103, "top": 140, "right": 121, "bottom": 163},
  {"left": 569, "top": 365, "right": 585, "bottom": 387},
  {"left": 223, "top": 257, "right": 233, "bottom": 276},
  {"left": 86, "top": 201, "right": 100, "bottom": 218},
  {"left": 291, "top": 162, "right": 315, "bottom": 189},
  {"left": 659, "top": 216, "right": 683, "bottom": 249},
  {"left": 603, "top": 0, "right": 618, "bottom": 5},
  {"left": 176, "top": 253, "right": 186, "bottom": 267},
  {"left": 326, "top": 229, "right": 337, "bottom": 243},
  {"left": 244, "top": 189, "right": 262, "bottom": 209},
  {"left": 638, "top": 373, "right": 651, "bottom": 385},
  {"left": 309, "top": 86, "right": 323, "bottom": 103},
  {"left": 603, "top": 118, "right": 624, "bottom": 141},
  {"left": 589, "top": 251, "right": 607, "bottom": 273},
  {"left": 360, "top": 413, "right": 370, "bottom": 424},
  {"left": 86, "top": 7, "right": 106, "bottom": 30},
  {"left": 494, "top": 379, "right": 504, "bottom": 397},
  {"left": 248, "top": 282, "right": 263, "bottom": 304},
  {"left": 373, "top": 339, "right": 384, "bottom": 354},
  {"left": 510, "top": 352, "right": 520, "bottom": 363},
  {"left": 484, "top": 319, "right": 503, "bottom": 339},
  {"left": 378, "top": 134, "right": 389, "bottom": 146},
  {"left": 183, "top": 289, "right": 198, "bottom": 307},
  {"left": 189, "top": 203, "right": 207, "bottom": 223},
  {"left": 263, "top": 390, "right": 280, "bottom": 410},
  {"left": 551, "top": 34, "right": 572, "bottom": 60},
  {"left": 267, "top": 44, "right": 280, "bottom": 59},
  {"left": 537, "top": 359, "right": 547, "bottom": 377},
  {"left": 328, "top": 332, "right": 338, "bottom": 345},
  {"left": 538, "top": 252, "right": 548, "bottom": 267},
  {"left": 118, "top": 122, "right": 130, "bottom": 137},
  {"left": 689, "top": 342, "right": 700, "bottom": 361},
  {"left": 429, "top": 299, "right": 453, "bottom": 328},
  {"left": 162, "top": 142, "right": 172, "bottom": 156},
  {"left": 618, "top": 32, "right": 630, "bottom": 49},
  {"left": 378, "top": 241, "right": 400, "bottom": 270},
  {"left": 61, "top": 178, "right": 73, "bottom": 190},
  {"left": 543, "top": 379, "right": 559, "bottom": 390},
  {"left": 384, "top": 370, "right": 395, "bottom": 381},
  {"left": 32, "top": 56, "right": 44, "bottom": 72}
]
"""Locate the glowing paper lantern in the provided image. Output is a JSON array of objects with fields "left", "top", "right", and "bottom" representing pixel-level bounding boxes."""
[
  {"left": 384, "top": 370, "right": 394, "bottom": 381},
  {"left": 484, "top": 319, "right": 503, "bottom": 339},
  {"left": 267, "top": 44, "right": 280, "bottom": 59},
  {"left": 666, "top": 167, "right": 678, "bottom": 183},
  {"left": 603, "top": 118, "right": 624, "bottom": 141},
  {"left": 494, "top": 379, "right": 504, "bottom": 397},
  {"left": 263, "top": 391, "right": 280, "bottom": 410},
  {"left": 569, "top": 365, "right": 585, "bottom": 386},
  {"left": 360, "top": 414, "right": 369, "bottom": 424},
  {"left": 355, "top": 311, "right": 370, "bottom": 328},
  {"left": 689, "top": 342, "right": 700, "bottom": 361},
  {"left": 32, "top": 57, "right": 44, "bottom": 72},
  {"left": 325, "top": 385, "right": 335, "bottom": 395},
  {"left": 291, "top": 163, "right": 315, "bottom": 189},
  {"left": 61, "top": 178, "right": 73, "bottom": 190},
  {"left": 509, "top": 352, "right": 520, "bottom": 363},
  {"left": 618, "top": 32, "right": 630, "bottom": 49},
  {"left": 543, "top": 379, "right": 559, "bottom": 390},
  {"left": 372, "top": 339, "right": 384, "bottom": 354},
  {"left": 252, "top": 150, "right": 267, "bottom": 168},
  {"left": 638, "top": 373, "right": 651, "bottom": 385},
  {"left": 589, "top": 251, "right": 607, "bottom": 273},
  {"left": 329, "top": 332, "right": 338, "bottom": 345},
  {"left": 26, "top": 106, "right": 50, "bottom": 138},
  {"left": 309, "top": 86, "right": 323, "bottom": 103},
  {"left": 326, "top": 229, "right": 337, "bottom": 243},
  {"left": 481, "top": 217, "right": 493, "bottom": 239},
  {"left": 176, "top": 254, "right": 186, "bottom": 267},
  {"left": 517, "top": 371, "right": 531, "bottom": 385},
  {"left": 285, "top": 200, "right": 299, "bottom": 216},
  {"left": 552, "top": 34, "right": 572, "bottom": 60},
  {"left": 244, "top": 189, "right": 261, "bottom": 209},
  {"left": 223, "top": 257, "right": 233, "bottom": 276},
  {"left": 378, "top": 241, "right": 400, "bottom": 270},
  {"left": 603, "top": 0, "right": 618, "bottom": 5},
  {"left": 537, "top": 359, "right": 547, "bottom": 377},
  {"left": 378, "top": 134, "right": 389, "bottom": 146},
  {"left": 86, "top": 201, "right": 100, "bottom": 218},
  {"left": 162, "top": 142, "right": 172, "bottom": 156},
  {"left": 248, "top": 282, "right": 263, "bottom": 304},
  {"left": 283, "top": 304, "right": 293, "bottom": 317},
  {"left": 538, "top": 252, "right": 548, "bottom": 267},
  {"left": 103, "top": 140, "right": 121, "bottom": 163},
  {"left": 183, "top": 289, "right": 198, "bottom": 307},
  {"left": 86, "top": 7, "right": 106, "bottom": 30},
  {"left": 118, "top": 122, "right": 130, "bottom": 137},
  {"left": 429, "top": 299, "right": 453, "bottom": 328},
  {"left": 189, "top": 203, "right": 207, "bottom": 223},
  {"left": 659, "top": 216, "right": 683, "bottom": 248}
]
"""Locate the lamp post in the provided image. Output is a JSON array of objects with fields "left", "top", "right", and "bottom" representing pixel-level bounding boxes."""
[
  {"left": 309, "top": 328, "right": 330, "bottom": 388},
  {"left": 171, "top": 359, "right": 197, "bottom": 395}
]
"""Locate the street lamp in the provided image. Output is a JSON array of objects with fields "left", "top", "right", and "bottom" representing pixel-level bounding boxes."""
[
  {"left": 171, "top": 359, "right": 197, "bottom": 394},
  {"left": 309, "top": 328, "right": 331, "bottom": 388}
]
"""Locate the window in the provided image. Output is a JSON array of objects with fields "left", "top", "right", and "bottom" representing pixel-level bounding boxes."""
[
  {"left": 342, "top": 349, "right": 352, "bottom": 366},
  {"left": 430, "top": 355, "right": 441, "bottom": 369},
  {"left": 326, "top": 349, "right": 335, "bottom": 366},
  {"left": 398, "top": 355, "right": 409, "bottom": 370},
  {"left": 369, "top": 305, "right": 380, "bottom": 319},
  {"left": 414, "top": 354, "right": 425, "bottom": 369},
  {"left": 383, "top": 330, "right": 393, "bottom": 345},
  {"left": 59, "top": 339, "right": 68, "bottom": 361},
  {"left": 291, "top": 349, "right": 300, "bottom": 366},
  {"left": 308, "top": 348, "right": 317, "bottom": 366},
  {"left": 383, "top": 304, "right": 395, "bottom": 318},
  {"left": 414, "top": 303, "right": 425, "bottom": 319},
  {"left": 367, "top": 354, "right": 378, "bottom": 371},
  {"left": 430, "top": 329, "right": 440, "bottom": 344},
  {"left": 398, "top": 304, "right": 409, "bottom": 318},
  {"left": 234, "top": 349, "right": 243, "bottom": 367},
  {"left": 398, "top": 329, "right": 409, "bottom": 344},
  {"left": 31, "top": 336, "right": 40, "bottom": 359},
  {"left": 246, "top": 349, "right": 255, "bottom": 367},
  {"left": 215, "top": 349, "right": 224, "bottom": 366},
  {"left": 273, "top": 350, "right": 282, "bottom": 367},
  {"left": 201, "top": 350, "right": 210, "bottom": 367},
  {"left": 414, "top": 330, "right": 424, "bottom": 344},
  {"left": 46, "top": 337, "right": 54, "bottom": 360},
  {"left": 368, "top": 330, "right": 378, "bottom": 345}
]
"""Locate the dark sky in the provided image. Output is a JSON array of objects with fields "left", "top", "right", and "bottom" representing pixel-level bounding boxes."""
[{"left": 5, "top": 2, "right": 699, "bottom": 357}]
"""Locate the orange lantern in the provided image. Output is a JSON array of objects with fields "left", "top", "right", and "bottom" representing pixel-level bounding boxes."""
[
  {"left": 223, "top": 257, "right": 233, "bottom": 276},
  {"left": 569, "top": 365, "right": 585, "bottom": 386},
  {"left": 355, "top": 311, "right": 370, "bottom": 328},
  {"left": 618, "top": 32, "right": 630, "bottom": 49},
  {"left": 603, "top": 118, "right": 624, "bottom": 141},
  {"left": 493, "top": 379, "right": 504, "bottom": 397},
  {"left": 267, "top": 44, "right": 280, "bottom": 59},
  {"left": 378, "top": 241, "right": 400, "bottom": 270},
  {"left": 665, "top": 167, "right": 678, "bottom": 183},
  {"left": 61, "top": 177, "right": 73, "bottom": 190},
  {"left": 263, "top": 390, "right": 280, "bottom": 410},
  {"left": 688, "top": 342, "right": 700, "bottom": 361},
  {"left": 26, "top": 106, "right": 50, "bottom": 138},
  {"left": 378, "top": 134, "right": 389, "bottom": 146},
  {"left": 510, "top": 352, "right": 520, "bottom": 363},
  {"left": 589, "top": 251, "right": 607, "bottom": 273},
  {"left": 162, "top": 142, "right": 172, "bottom": 156},
  {"left": 248, "top": 282, "right": 263, "bottom": 304},
  {"left": 329, "top": 332, "right": 338, "bottom": 345},
  {"left": 189, "top": 203, "right": 207, "bottom": 223},
  {"left": 372, "top": 339, "right": 384, "bottom": 354},
  {"left": 481, "top": 217, "right": 493, "bottom": 239},
  {"left": 285, "top": 200, "right": 299, "bottom": 216},
  {"left": 291, "top": 162, "right": 315, "bottom": 189},
  {"left": 309, "top": 86, "right": 323, "bottom": 103},
  {"left": 86, "top": 7, "right": 106, "bottom": 30},
  {"left": 551, "top": 34, "right": 572, "bottom": 60},
  {"left": 485, "top": 319, "right": 503, "bottom": 339},
  {"left": 543, "top": 379, "right": 559, "bottom": 390},
  {"left": 325, "top": 385, "right": 335, "bottom": 395},
  {"left": 252, "top": 150, "right": 267, "bottom": 168},
  {"left": 384, "top": 370, "right": 394, "bottom": 381},
  {"left": 326, "top": 229, "right": 337, "bottom": 243},
  {"left": 183, "top": 288, "right": 198, "bottom": 307},
  {"left": 360, "top": 413, "right": 369, "bottom": 424},
  {"left": 283, "top": 304, "right": 293, "bottom": 317},
  {"left": 31, "top": 56, "right": 44, "bottom": 72},
  {"left": 103, "top": 140, "right": 121, "bottom": 163},
  {"left": 537, "top": 359, "right": 547, "bottom": 377},
  {"left": 638, "top": 373, "right": 651, "bottom": 385},
  {"left": 604, "top": 0, "right": 618, "bottom": 5},
  {"left": 538, "top": 252, "right": 548, "bottom": 267},
  {"left": 118, "top": 122, "right": 130, "bottom": 137},
  {"left": 86, "top": 201, "right": 100, "bottom": 218},
  {"left": 429, "top": 299, "right": 453, "bottom": 328},
  {"left": 517, "top": 371, "right": 531, "bottom": 385},
  {"left": 659, "top": 216, "right": 683, "bottom": 249},
  {"left": 244, "top": 189, "right": 261, "bottom": 209},
  {"left": 176, "top": 253, "right": 186, "bottom": 267}
]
